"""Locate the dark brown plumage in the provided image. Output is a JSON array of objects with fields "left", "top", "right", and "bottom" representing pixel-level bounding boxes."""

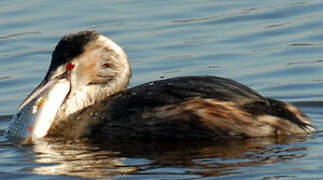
[
  {"left": 10, "top": 31, "right": 314, "bottom": 141},
  {"left": 48, "top": 76, "right": 314, "bottom": 140}
]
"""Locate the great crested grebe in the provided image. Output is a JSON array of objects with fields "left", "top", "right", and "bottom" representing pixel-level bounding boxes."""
[{"left": 7, "top": 31, "right": 315, "bottom": 141}]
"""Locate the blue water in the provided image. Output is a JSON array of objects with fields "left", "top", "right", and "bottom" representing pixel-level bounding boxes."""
[{"left": 1, "top": 0, "right": 323, "bottom": 179}]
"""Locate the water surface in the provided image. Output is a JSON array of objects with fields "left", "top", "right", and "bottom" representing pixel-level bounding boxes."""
[{"left": 1, "top": 0, "right": 323, "bottom": 179}]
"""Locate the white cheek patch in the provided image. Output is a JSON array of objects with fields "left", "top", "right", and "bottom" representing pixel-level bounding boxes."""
[{"left": 32, "top": 79, "right": 70, "bottom": 139}]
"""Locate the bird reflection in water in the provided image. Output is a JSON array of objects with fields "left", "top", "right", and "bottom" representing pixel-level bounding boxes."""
[{"left": 30, "top": 136, "right": 310, "bottom": 179}]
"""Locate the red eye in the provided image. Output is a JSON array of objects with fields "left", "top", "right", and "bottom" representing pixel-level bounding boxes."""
[{"left": 66, "top": 63, "right": 75, "bottom": 71}]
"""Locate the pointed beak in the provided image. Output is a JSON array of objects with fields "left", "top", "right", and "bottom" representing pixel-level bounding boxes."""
[
  {"left": 18, "top": 72, "right": 70, "bottom": 111},
  {"left": 8, "top": 71, "right": 71, "bottom": 140}
]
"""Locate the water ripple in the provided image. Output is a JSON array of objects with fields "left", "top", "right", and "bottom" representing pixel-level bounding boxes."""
[
  {"left": 1, "top": 0, "right": 323, "bottom": 179},
  {"left": 0, "top": 32, "right": 41, "bottom": 40}
]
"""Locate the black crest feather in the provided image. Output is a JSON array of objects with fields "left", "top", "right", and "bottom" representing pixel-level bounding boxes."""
[{"left": 45, "top": 31, "right": 99, "bottom": 79}]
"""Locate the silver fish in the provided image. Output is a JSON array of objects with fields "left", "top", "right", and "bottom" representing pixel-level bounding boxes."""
[{"left": 7, "top": 79, "right": 70, "bottom": 141}]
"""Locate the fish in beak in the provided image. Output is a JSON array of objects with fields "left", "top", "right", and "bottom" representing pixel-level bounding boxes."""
[
  {"left": 7, "top": 76, "right": 71, "bottom": 141},
  {"left": 6, "top": 31, "right": 99, "bottom": 142},
  {"left": 7, "top": 31, "right": 130, "bottom": 142}
]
